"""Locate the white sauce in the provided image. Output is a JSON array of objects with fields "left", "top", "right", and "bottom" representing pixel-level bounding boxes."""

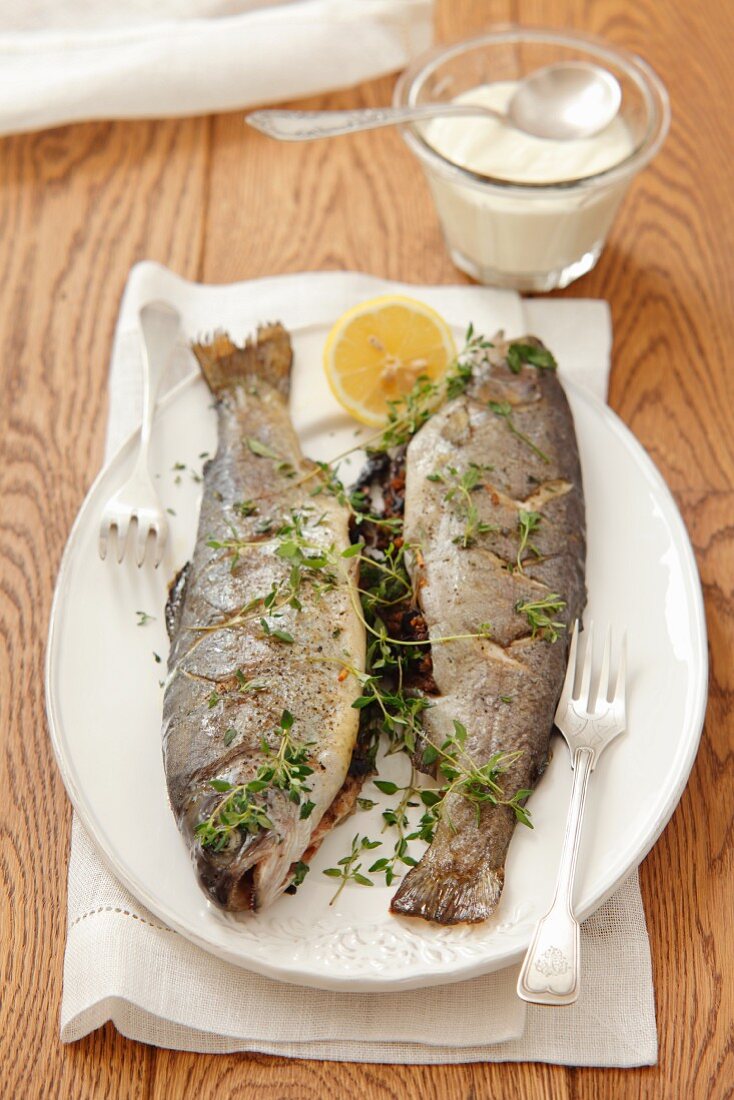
[
  {"left": 425, "top": 81, "right": 634, "bottom": 185},
  {"left": 420, "top": 81, "right": 636, "bottom": 287}
]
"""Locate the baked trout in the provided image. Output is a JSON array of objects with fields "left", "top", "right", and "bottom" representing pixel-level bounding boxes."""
[
  {"left": 390, "top": 335, "right": 586, "bottom": 924},
  {"left": 163, "top": 325, "right": 365, "bottom": 912}
]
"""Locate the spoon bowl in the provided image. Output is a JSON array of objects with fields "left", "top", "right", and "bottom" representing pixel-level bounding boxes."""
[{"left": 508, "top": 62, "right": 622, "bottom": 140}]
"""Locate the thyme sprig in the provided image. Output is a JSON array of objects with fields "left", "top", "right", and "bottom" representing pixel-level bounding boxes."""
[
  {"left": 515, "top": 594, "right": 566, "bottom": 643},
  {"left": 419, "top": 720, "right": 533, "bottom": 830},
  {"left": 427, "top": 462, "right": 496, "bottom": 548},
  {"left": 515, "top": 509, "right": 542, "bottom": 573},
  {"left": 488, "top": 401, "right": 550, "bottom": 464},
  {"left": 323, "top": 834, "right": 380, "bottom": 903},
  {"left": 372, "top": 324, "right": 490, "bottom": 453},
  {"left": 195, "top": 710, "right": 315, "bottom": 851},
  {"left": 507, "top": 342, "right": 558, "bottom": 374},
  {"left": 368, "top": 777, "right": 420, "bottom": 886}
]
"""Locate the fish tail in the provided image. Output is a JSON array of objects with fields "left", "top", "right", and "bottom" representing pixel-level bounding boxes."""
[
  {"left": 390, "top": 857, "right": 504, "bottom": 924},
  {"left": 192, "top": 323, "right": 293, "bottom": 398}
]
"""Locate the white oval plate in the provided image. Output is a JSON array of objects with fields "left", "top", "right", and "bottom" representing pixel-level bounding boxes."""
[{"left": 47, "top": 321, "right": 707, "bottom": 992}]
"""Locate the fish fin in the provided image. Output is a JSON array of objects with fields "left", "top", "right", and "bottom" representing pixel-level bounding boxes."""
[
  {"left": 390, "top": 858, "right": 504, "bottom": 925},
  {"left": 192, "top": 323, "right": 293, "bottom": 398}
]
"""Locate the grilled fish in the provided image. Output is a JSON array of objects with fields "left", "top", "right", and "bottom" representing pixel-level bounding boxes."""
[
  {"left": 390, "top": 336, "right": 586, "bottom": 924},
  {"left": 163, "top": 325, "right": 365, "bottom": 912}
]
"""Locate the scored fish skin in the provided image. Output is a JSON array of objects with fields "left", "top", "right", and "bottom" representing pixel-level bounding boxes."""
[
  {"left": 389, "top": 336, "right": 586, "bottom": 925},
  {"left": 162, "top": 325, "right": 365, "bottom": 913}
]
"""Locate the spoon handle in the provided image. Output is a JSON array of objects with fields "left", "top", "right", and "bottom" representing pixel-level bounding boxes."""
[{"left": 246, "top": 104, "right": 502, "bottom": 142}]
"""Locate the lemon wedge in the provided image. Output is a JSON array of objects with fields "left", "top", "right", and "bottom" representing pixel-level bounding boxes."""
[{"left": 323, "top": 295, "right": 456, "bottom": 427}]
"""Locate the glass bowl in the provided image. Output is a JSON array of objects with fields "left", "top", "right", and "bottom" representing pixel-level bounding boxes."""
[{"left": 394, "top": 26, "right": 670, "bottom": 291}]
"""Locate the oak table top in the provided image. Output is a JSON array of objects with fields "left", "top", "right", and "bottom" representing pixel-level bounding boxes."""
[{"left": 1, "top": 0, "right": 732, "bottom": 1097}]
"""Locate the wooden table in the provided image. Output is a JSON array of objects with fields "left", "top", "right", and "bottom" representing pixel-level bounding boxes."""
[{"left": 1, "top": 0, "right": 732, "bottom": 1096}]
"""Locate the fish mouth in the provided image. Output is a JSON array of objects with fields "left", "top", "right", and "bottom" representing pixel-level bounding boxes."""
[
  {"left": 194, "top": 842, "right": 260, "bottom": 911},
  {"left": 193, "top": 819, "right": 286, "bottom": 912}
]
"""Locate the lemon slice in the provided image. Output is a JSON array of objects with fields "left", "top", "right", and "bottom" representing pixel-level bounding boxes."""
[{"left": 323, "top": 295, "right": 456, "bottom": 427}]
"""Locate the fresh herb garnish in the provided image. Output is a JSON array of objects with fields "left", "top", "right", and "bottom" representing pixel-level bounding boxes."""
[
  {"left": 223, "top": 726, "right": 238, "bottom": 747},
  {"left": 427, "top": 462, "right": 495, "bottom": 548},
  {"left": 515, "top": 594, "right": 566, "bottom": 643},
  {"left": 507, "top": 342, "right": 557, "bottom": 375},
  {"left": 323, "top": 834, "right": 380, "bottom": 903},
  {"left": 234, "top": 670, "right": 267, "bottom": 693},
  {"left": 369, "top": 324, "right": 492, "bottom": 453},
  {"left": 292, "top": 860, "right": 310, "bottom": 887},
  {"left": 488, "top": 401, "right": 550, "bottom": 463},
  {"left": 196, "top": 711, "right": 314, "bottom": 851},
  {"left": 417, "top": 720, "right": 534, "bottom": 831},
  {"left": 516, "top": 509, "right": 542, "bottom": 573},
  {"left": 260, "top": 617, "right": 294, "bottom": 644},
  {"left": 136, "top": 611, "right": 155, "bottom": 627},
  {"left": 247, "top": 438, "right": 282, "bottom": 460}
]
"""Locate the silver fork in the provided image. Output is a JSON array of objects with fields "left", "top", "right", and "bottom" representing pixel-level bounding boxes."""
[
  {"left": 99, "top": 302, "right": 181, "bottom": 568},
  {"left": 517, "top": 621, "right": 627, "bottom": 1006}
]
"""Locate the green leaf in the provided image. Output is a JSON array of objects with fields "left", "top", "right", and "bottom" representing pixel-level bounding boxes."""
[
  {"left": 357, "top": 798, "right": 377, "bottom": 811},
  {"left": 322, "top": 868, "right": 342, "bottom": 878},
  {"left": 351, "top": 696, "right": 374, "bottom": 710},
  {"left": 508, "top": 341, "right": 557, "bottom": 373},
  {"left": 300, "top": 800, "right": 316, "bottom": 820},
  {"left": 280, "top": 709, "right": 294, "bottom": 731},
  {"left": 452, "top": 720, "right": 468, "bottom": 744},
  {"left": 352, "top": 874, "right": 374, "bottom": 887},
  {"left": 420, "top": 789, "right": 441, "bottom": 807},
  {"left": 292, "top": 860, "right": 310, "bottom": 887},
  {"left": 422, "top": 743, "right": 439, "bottom": 766},
  {"left": 341, "top": 542, "right": 363, "bottom": 558},
  {"left": 223, "top": 727, "right": 237, "bottom": 747},
  {"left": 273, "top": 629, "right": 294, "bottom": 644},
  {"left": 369, "top": 858, "right": 389, "bottom": 872},
  {"left": 373, "top": 780, "right": 399, "bottom": 795},
  {"left": 247, "top": 438, "right": 280, "bottom": 460},
  {"left": 210, "top": 779, "right": 232, "bottom": 792}
]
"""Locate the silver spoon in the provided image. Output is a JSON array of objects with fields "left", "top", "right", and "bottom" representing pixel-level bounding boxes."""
[{"left": 246, "top": 62, "right": 622, "bottom": 144}]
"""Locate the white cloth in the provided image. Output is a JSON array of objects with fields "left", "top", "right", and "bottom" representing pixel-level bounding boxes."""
[
  {"left": 0, "top": 0, "right": 433, "bottom": 136},
  {"left": 60, "top": 265, "right": 657, "bottom": 1065}
]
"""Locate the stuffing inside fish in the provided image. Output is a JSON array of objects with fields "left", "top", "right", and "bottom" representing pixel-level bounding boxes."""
[
  {"left": 388, "top": 335, "right": 586, "bottom": 924},
  {"left": 162, "top": 325, "right": 365, "bottom": 912}
]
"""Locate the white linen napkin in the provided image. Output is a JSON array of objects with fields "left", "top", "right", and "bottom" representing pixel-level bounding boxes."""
[
  {"left": 0, "top": 0, "right": 433, "bottom": 136},
  {"left": 60, "top": 265, "right": 657, "bottom": 1065}
]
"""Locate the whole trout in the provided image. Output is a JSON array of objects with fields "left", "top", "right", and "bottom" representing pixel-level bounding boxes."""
[
  {"left": 390, "top": 336, "right": 586, "bottom": 924},
  {"left": 163, "top": 325, "right": 364, "bottom": 912}
]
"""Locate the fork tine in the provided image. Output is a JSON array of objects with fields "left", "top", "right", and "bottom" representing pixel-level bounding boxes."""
[
  {"left": 596, "top": 624, "right": 612, "bottom": 705},
  {"left": 99, "top": 522, "right": 109, "bottom": 561},
  {"left": 613, "top": 632, "right": 627, "bottom": 719},
  {"left": 577, "top": 621, "right": 594, "bottom": 705},
  {"left": 555, "top": 619, "right": 579, "bottom": 719},
  {"left": 115, "top": 517, "right": 131, "bottom": 563},
  {"left": 135, "top": 520, "right": 151, "bottom": 567},
  {"left": 152, "top": 522, "right": 165, "bottom": 568}
]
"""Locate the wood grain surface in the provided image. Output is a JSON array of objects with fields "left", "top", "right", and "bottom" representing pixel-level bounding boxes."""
[{"left": 0, "top": 0, "right": 732, "bottom": 1097}]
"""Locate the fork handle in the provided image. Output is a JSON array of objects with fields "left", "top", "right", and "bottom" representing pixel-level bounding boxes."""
[
  {"left": 135, "top": 302, "right": 181, "bottom": 471},
  {"left": 517, "top": 746, "right": 594, "bottom": 1005}
]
